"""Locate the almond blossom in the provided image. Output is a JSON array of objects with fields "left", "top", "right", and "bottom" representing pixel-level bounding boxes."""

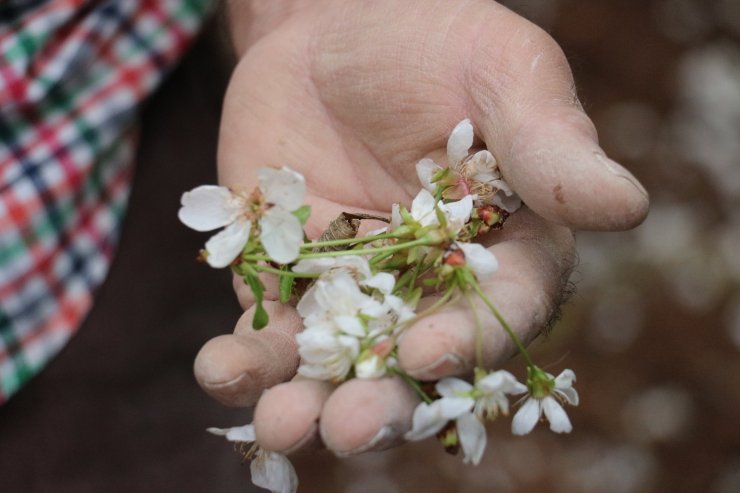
[
  {"left": 208, "top": 424, "right": 298, "bottom": 493},
  {"left": 405, "top": 371, "right": 525, "bottom": 465},
  {"left": 178, "top": 166, "right": 306, "bottom": 267},
  {"left": 512, "top": 368, "right": 579, "bottom": 435},
  {"left": 416, "top": 119, "right": 522, "bottom": 213}
]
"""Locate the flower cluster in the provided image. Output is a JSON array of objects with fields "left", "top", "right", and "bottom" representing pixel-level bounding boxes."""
[
  {"left": 180, "top": 120, "right": 577, "bottom": 493},
  {"left": 294, "top": 256, "right": 414, "bottom": 381}
]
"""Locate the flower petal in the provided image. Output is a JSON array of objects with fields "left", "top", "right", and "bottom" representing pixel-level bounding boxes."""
[
  {"left": 457, "top": 412, "right": 487, "bottom": 465},
  {"left": 251, "top": 450, "right": 299, "bottom": 493},
  {"left": 206, "top": 423, "right": 256, "bottom": 442},
  {"left": 405, "top": 401, "right": 450, "bottom": 441},
  {"left": 441, "top": 194, "right": 473, "bottom": 228},
  {"left": 334, "top": 315, "right": 365, "bottom": 337},
  {"left": 554, "top": 369, "right": 576, "bottom": 388},
  {"left": 557, "top": 387, "right": 580, "bottom": 406},
  {"left": 410, "top": 189, "right": 438, "bottom": 226},
  {"left": 554, "top": 369, "right": 579, "bottom": 405},
  {"left": 178, "top": 185, "right": 240, "bottom": 232},
  {"left": 260, "top": 208, "right": 303, "bottom": 264},
  {"left": 459, "top": 243, "right": 498, "bottom": 280},
  {"left": 258, "top": 166, "right": 306, "bottom": 211},
  {"left": 447, "top": 119, "right": 474, "bottom": 168},
  {"left": 355, "top": 353, "right": 386, "bottom": 379},
  {"left": 435, "top": 377, "right": 473, "bottom": 398},
  {"left": 416, "top": 158, "right": 442, "bottom": 192},
  {"left": 389, "top": 203, "right": 402, "bottom": 231},
  {"left": 467, "top": 150, "right": 498, "bottom": 182},
  {"left": 204, "top": 219, "right": 251, "bottom": 268},
  {"left": 542, "top": 396, "right": 573, "bottom": 433},
  {"left": 492, "top": 182, "right": 522, "bottom": 213},
  {"left": 476, "top": 370, "right": 526, "bottom": 394},
  {"left": 512, "top": 398, "right": 541, "bottom": 436},
  {"left": 438, "top": 396, "right": 476, "bottom": 419},
  {"left": 362, "top": 272, "right": 396, "bottom": 294}
]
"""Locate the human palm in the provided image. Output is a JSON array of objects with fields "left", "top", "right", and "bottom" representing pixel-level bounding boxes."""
[{"left": 196, "top": 0, "right": 648, "bottom": 455}]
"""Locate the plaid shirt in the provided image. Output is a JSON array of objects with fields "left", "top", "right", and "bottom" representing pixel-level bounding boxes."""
[{"left": 0, "top": 0, "right": 212, "bottom": 403}]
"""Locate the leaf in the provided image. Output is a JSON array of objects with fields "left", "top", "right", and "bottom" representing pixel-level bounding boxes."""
[
  {"left": 293, "top": 205, "right": 312, "bottom": 225},
  {"left": 244, "top": 272, "right": 269, "bottom": 330}
]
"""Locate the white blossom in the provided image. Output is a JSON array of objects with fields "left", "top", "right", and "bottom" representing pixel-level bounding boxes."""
[
  {"left": 294, "top": 256, "right": 414, "bottom": 382},
  {"left": 405, "top": 371, "right": 524, "bottom": 465},
  {"left": 391, "top": 189, "right": 474, "bottom": 240},
  {"left": 208, "top": 424, "right": 298, "bottom": 493},
  {"left": 512, "top": 369, "right": 579, "bottom": 435},
  {"left": 415, "top": 119, "right": 522, "bottom": 213},
  {"left": 178, "top": 166, "right": 306, "bottom": 267}
]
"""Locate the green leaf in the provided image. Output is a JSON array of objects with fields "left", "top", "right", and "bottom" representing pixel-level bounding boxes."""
[
  {"left": 252, "top": 302, "right": 269, "bottom": 330},
  {"left": 244, "top": 272, "right": 269, "bottom": 330},
  {"left": 279, "top": 270, "right": 295, "bottom": 304},
  {"left": 293, "top": 205, "right": 312, "bottom": 225}
]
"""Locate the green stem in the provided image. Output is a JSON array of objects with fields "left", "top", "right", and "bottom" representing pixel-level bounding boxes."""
[
  {"left": 469, "top": 278, "right": 535, "bottom": 368},
  {"left": 396, "top": 287, "right": 456, "bottom": 330},
  {"left": 243, "top": 237, "right": 433, "bottom": 263},
  {"left": 369, "top": 250, "right": 396, "bottom": 266},
  {"left": 299, "top": 232, "right": 399, "bottom": 250},
  {"left": 465, "top": 292, "right": 484, "bottom": 370},
  {"left": 252, "top": 264, "right": 320, "bottom": 278}
]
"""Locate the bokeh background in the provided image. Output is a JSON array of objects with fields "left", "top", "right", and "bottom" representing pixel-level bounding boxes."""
[{"left": 1, "top": 0, "right": 739, "bottom": 492}]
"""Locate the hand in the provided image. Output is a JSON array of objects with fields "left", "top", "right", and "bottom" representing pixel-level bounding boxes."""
[{"left": 194, "top": 0, "right": 648, "bottom": 456}]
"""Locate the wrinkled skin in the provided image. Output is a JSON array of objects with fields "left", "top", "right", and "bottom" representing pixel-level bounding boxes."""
[{"left": 194, "top": 0, "right": 648, "bottom": 456}]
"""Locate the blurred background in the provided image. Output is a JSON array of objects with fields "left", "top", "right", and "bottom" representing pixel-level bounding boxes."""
[{"left": 1, "top": 0, "right": 738, "bottom": 492}]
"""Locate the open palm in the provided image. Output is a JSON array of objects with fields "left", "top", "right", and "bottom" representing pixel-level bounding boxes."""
[{"left": 195, "top": 0, "right": 648, "bottom": 455}]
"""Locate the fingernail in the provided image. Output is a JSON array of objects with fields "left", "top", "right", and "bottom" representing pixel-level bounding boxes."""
[
  {"left": 595, "top": 152, "right": 649, "bottom": 199},
  {"left": 334, "top": 425, "right": 394, "bottom": 457},
  {"left": 281, "top": 422, "right": 320, "bottom": 455},
  {"left": 202, "top": 371, "right": 248, "bottom": 391},
  {"left": 407, "top": 352, "right": 464, "bottom": 380}
]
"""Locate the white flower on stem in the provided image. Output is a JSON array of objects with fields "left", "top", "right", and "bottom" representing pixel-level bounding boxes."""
[
  {"left": 294, "top": 257, "right": 414, "bottom": 382},
  {"left": 295, "top": 324, "right": 360, "bottom": 381},
  {"left": 208, "top": 424, "right": 298, "bottom": 493},
  {"left": 512, "top": 369, "right": 579, "bottom": 435},
  {"left": 415, "top": 119, "right": 522, "bottom": 213},
  {"left": 393, "top": 189, "right": 473, "bottom": 239},
  {"left": 405, "top": 371, "right": 524, "bottom": 465},
  {"left": 178, "top": 166, "right": 306, "bottom": 267}
]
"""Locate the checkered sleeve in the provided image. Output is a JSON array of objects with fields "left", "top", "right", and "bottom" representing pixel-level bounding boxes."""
[{"left": 0, "top": 0, "right": 214, "bottom": 403}]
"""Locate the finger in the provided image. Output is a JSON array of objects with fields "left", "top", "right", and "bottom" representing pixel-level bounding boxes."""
[
  {"left": 193, "top": 300, "right": 302, "bottom": 406},
  {"left": 463, "top": 6, "right": 648, "bottom": 230},
  {"left": 253, "top": 377, "right": 334, "bottom": 453},
  {"left": 398, "top": 208, "right": 575, "bottom": 380},
  {"left": 319, "top": 376, "right": 419, "bottom": 457}
]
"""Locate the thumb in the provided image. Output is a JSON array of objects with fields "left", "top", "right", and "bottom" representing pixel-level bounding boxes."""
[{"left": 466, "top": 19, "right": 648, "bottom": 231}]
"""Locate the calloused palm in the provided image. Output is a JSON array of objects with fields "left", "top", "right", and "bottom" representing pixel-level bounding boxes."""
[{"left": 195, "top": 0, "right": 648, "bottom": 455}]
